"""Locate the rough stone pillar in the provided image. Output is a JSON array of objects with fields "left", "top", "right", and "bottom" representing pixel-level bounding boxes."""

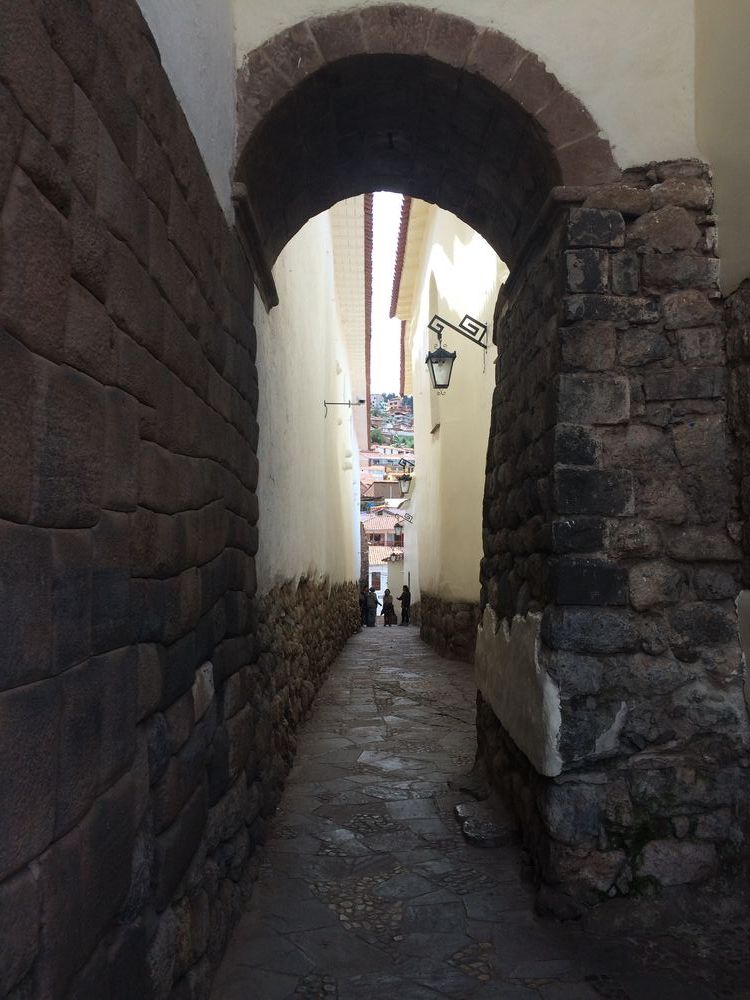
[{"left": 477, "top": 164, "right": 750, "bottom": 898}]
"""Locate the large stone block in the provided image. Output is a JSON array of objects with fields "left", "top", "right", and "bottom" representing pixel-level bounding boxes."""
[
  {"left": 70, "top": 84, "right": 99, "bottom": 205},
  {"left": 0, "top": 521, "right": 54, "bottom": 688},
  {"left": 91, "top": 36, "right": 138, "bottom": 172},
  {"left": 0, "top": 866, "right": 41, "bottom": 995},
  {"left": 51, "top": 527, "right": 92, "bottom": 672},
  {"left": 553, "top": 556, "right": 627, "bottom": 606},
  {"left": 66, "top": 918, "right": 152, "bottom": 1000},
  {"left": 37, "top": 771, "right": 137, "bottom": 998},
  {"left": 550, "top": 516, "right": 606, "bottom": 554},
  {"left": 0, "top": 169, "right": 70, "bottom": 360},
  {"left": 643, "top": 367, "right": 725, "bottom": 401},
  {"left": 629, "top": 561, "right": 684, "bottom": 611},
  {"left": 47, "top": 56, "right": 75, "bottom": 161},
  {"left": 651, "top": 177, "right": 713, "bottom": 211},
  {"left": 642, "top": 253, "right": 719, "bottom": 290},
  {"left": 560, "top": 321, "right": 616, "bottom": 371},
  {"left": 583, "top": 184, "right": 651, "bottom": 217},
  {"left": 662, "top": 289, "right": 718, "bottom": 330},
  {"left": 558, "top": 373, "right": 629, "bottom": 425},
  {"left": 0, "top": 84, "right": 24, "bottom": 207},
  {"left": 18, "top": 120, "right": 70, "bottom": 215},
  {"left": 0, "top": 0, "right": 53, "bottom": 135},
  {"left": 92, "top": 511, "right": 133, "bottom": 652},
  {"left": 637, "top": 839, "right": 717, "bottom": 886},
  {"left": 676, "top": 326, "right": 724, "bottom": 365},
  {"left": 0, "top": 329, "right": 44, "bottom": 522},
  {"left": 35, "top": 0, "right": 97, "bottom": 89},
  {"left": 65, "top": 277, "right": 118, "bottom": 384},
  {"left": 564, "top": 248, "right": 609, "bottom": 293},
  {"left": 665, "top": 526, "right": 740, "bottom": 562},
  {"left": 0, "top": 677, "right": 60, "bottom": 879},
  {"left": 153, "top": 712, "right": 213, "bottom": 833},
  {"left": 554, "top": 467, "right": 634, "bottom": 516},
  {"left": 564, "top": 294, "right": 659, "bottom": 326},
  {"left": 71, "top": 189, "right": 111, "bottom": 303},
  {"left": 55, "top": 648, "right": 137, "bottom": 836},
  {"left": 33, "top": 364, "right": 105, "bottom": 527},
  {"left": 153, "top": 781, "right": 208, "bottom": 911},
  {"left": 567, "top": 208, "right": 624, "bottom": 248},
  {"left": 617, "top": 328, "right": 671, "bottom": 366},
  {"left": 627, "top": 206, "right": 700, "bottom": 253},
  {"left": 135, "top": 117, "right": 170, "bottom": 218},
  {"left": 541, "top": 606, "right": 638, "bottom": 654},
  {"left": 672, "top": 414, "right": 726, "bottom": 468},
  {"left": 106, "top": 236, "right": 163, "bottom": 357},
  {"left": 103, "top": 386, "right": 139, "bottom": 511}
]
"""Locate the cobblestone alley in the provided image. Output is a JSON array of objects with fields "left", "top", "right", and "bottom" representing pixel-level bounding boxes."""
[{"left": 211, "top": 628, "right": 749, "bottom": 1000}]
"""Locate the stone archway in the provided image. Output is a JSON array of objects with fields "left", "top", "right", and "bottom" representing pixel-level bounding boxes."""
[
  {"left": 232, "top": 5, "right": 619, "bottom": 307},
  {"left": 236, "top": 6, "right": 749, "bottom": 896}
]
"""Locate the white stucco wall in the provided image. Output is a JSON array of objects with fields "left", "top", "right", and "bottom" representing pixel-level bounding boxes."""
[
  {"left": 136, "top": 0, "right": 236, "bottom": 215},
  {"left": 695, "top": 0, "right": 750, "bottom": 292},
  {"left": 409, "top": 207, "right": 504, "bottom": 604},
  {"left": 233, "top": 0, "right": 698, "bottom": 171},
  {"left": 254, "top": 213, "right": 360, "bottom": 591},
  {"left": 474, "top": 607, "right": 563, "bottom": 776}
]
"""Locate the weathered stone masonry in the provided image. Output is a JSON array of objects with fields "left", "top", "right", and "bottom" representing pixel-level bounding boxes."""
[
  {"left": 478, "top": 165, "right": 750, "bottom": 897},
  {"left": 0, "top": 3, "right": 358, "bottom": 998},
  {"left": 420, "top": 592, "right": 480, "bottom": 664}
]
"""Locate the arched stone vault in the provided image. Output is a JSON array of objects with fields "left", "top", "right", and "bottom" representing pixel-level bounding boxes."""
[
  {"left": 233, "top": 5, "right": 620, "bottom": 307},
  {"left": 235, "top": 4, "right": 749, "bottom": 897}
]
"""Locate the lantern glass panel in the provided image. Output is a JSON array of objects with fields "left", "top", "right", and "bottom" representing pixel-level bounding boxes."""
[{"left": 426, "top": 346, "right": 456, "bottom": 389}]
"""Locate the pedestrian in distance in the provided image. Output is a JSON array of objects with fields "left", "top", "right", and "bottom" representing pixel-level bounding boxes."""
[
  {"left": 366, "top": 587, "right": 380, "bottom": 627},
  {"left": 397, "top": 585, "right": 411, "bottom": 625},
  {"left": 382, "top": 588, "right": 397, "bottom": 626}
]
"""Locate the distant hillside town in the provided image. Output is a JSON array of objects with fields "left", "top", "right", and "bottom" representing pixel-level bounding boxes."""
[{"left": 360, "top": 393, "right": 415, "bottom": 608}]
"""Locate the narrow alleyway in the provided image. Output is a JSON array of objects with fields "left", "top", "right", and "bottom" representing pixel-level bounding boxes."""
[{"left": 211, "top": 628, "right": 748, "bottom": 1000}]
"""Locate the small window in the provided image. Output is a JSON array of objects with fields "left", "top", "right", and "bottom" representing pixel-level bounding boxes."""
[{"left": 371, "top": 571, "right": 381, "bottom": 590}]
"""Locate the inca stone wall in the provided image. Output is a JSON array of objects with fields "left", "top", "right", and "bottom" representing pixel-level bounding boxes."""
[
  {"left": 0, "top": 3, "right": 359, "bottom": 997},
  {"left": 478, "top": 164, "right": 750, "bottom": 897},
  {"left": 420, "top": 592, "right": 480, "bottom": 663},
  {"left": 726, "top": 279, "right": 750, "bottom": 586}
]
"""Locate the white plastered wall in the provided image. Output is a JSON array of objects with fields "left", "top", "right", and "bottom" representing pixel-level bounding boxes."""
[
  {"left": 409, "top": 207, "right": 505, "bottom": 605},
  {"left": 136, "top": 0, "right": 236, "bottom": 215},
  {"left": 254, "top": 213, "right": 361, "bottom": 592}
]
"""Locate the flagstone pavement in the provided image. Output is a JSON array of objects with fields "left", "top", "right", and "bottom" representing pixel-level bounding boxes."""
[{"left": 211, "top": 626, "right": 750, "bottom": 1000}]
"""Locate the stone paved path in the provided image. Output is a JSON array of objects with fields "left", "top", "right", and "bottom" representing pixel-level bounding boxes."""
[{"left": 211, "top": 627, "right": 750, "bottom": 1000}]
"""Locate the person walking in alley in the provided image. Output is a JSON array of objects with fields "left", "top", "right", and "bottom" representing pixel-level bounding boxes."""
[
  {"left": 366, "top": 587, "right": 380, "bottom": 627},
  {"left": 397, "top": 585, "right": 411, "bottom": 625},
  {"left": 382, "top": 588, "right": 397, "bottom": 626}
]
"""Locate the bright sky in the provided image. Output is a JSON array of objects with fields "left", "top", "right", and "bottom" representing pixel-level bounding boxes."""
[{"left": 370, "top": 191, "right": 404, "bottom": 393}]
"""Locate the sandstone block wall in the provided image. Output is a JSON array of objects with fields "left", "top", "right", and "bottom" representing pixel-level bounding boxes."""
[
  {"left": 419, "top": 592, "right": 480, "bottom": 663},
  {"left": 0, "top": 3, "right": 359, "bottom": 997},
  {"left": 479, "top": 166, "right": 750, "bottom": 897}
]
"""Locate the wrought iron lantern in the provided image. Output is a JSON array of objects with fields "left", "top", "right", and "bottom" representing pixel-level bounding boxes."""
[
  {"left": 425, "top": 329, "right": 456, "bottom": 390},
  {"left": 398, "top": 473, "right": 412, "bottom": 496},
  {"left": 425, "top": 313, "right": 488, "bottom": 391}
]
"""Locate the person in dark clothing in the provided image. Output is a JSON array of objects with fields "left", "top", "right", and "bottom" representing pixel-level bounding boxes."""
[
  {"left": 397, "top": 585, "right": 411, "bottom": 625},
  {"left": 382, "top": 589, "right": 397, "bottom": 626},
  {"left": 366, "top": 587, "right": 380, "bottom": 627}
]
